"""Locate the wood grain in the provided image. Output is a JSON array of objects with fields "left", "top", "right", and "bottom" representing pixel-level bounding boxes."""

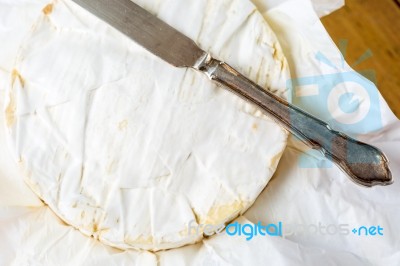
[{"left": 321, "top": 0, "right": 400, "bottom": 118}]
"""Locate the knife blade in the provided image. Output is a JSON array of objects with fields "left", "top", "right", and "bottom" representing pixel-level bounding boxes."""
[{"left": 71, "top": 0, "right": 392, "bottom": 187}]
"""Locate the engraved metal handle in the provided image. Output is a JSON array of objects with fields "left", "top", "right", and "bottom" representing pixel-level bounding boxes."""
[{"left": 197, "top": 57, "right": 393, "bottom": 187}]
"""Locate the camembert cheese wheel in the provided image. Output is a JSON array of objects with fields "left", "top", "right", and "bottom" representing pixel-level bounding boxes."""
[{"left": 5, "top": 0, "right": 289, "bottom": 250}]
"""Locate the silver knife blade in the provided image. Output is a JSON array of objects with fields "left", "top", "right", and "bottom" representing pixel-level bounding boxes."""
[{"left": 71, "top": 0, "right": 206, "bottom": 67}]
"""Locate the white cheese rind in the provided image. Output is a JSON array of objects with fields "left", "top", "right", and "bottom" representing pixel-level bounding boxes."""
[{"left": 5, "top": 0, "right": 289, "bottom": 250}]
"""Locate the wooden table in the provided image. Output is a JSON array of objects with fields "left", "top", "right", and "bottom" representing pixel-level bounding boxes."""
[{"left": 321, "top": 0, "right": 400, "bottom": 118}]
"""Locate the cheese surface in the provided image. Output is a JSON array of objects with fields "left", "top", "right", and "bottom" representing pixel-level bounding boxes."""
[{"left": 5, "top": 0, "right": 289, "bottom": 250}]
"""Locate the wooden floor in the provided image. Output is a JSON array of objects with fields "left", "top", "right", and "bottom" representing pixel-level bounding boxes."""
[{"left": 321, "top": 0, "right": 400, "bottom": 118}]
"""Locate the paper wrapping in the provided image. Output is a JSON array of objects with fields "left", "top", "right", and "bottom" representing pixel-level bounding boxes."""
[
  {"left": 252, "top": 0, "right": 344, "bottom": 17},
  {"left": 1, "top": 0, "right": 399, "bottom": 265}
]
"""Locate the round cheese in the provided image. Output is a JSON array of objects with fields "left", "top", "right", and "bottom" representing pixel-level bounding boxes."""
[{"left": 4, "top": 0, "right": 289, "bottom": 251}]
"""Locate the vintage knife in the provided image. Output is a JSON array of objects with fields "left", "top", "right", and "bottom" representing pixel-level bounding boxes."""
[{"left": 71, "top": 0, "right": 392, "bottom": 187}]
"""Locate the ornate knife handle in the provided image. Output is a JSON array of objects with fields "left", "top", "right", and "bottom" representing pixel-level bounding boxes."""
[{"left": 196, "top": 56, "right": 392, "bottom": 187}]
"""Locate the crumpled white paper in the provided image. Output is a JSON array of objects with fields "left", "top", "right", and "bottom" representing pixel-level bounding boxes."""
[
  {"left": 244, "top": 0, "right": 400, "bottom": 265},
  {"left": 1, "top": 0, "right": 399, "bottom": 265},
  {"left": 310, "top": 0, "right": 344, "bottom": 17},
  {"left": 252, "top": 0, "right": 344, "bottom": 17}
]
